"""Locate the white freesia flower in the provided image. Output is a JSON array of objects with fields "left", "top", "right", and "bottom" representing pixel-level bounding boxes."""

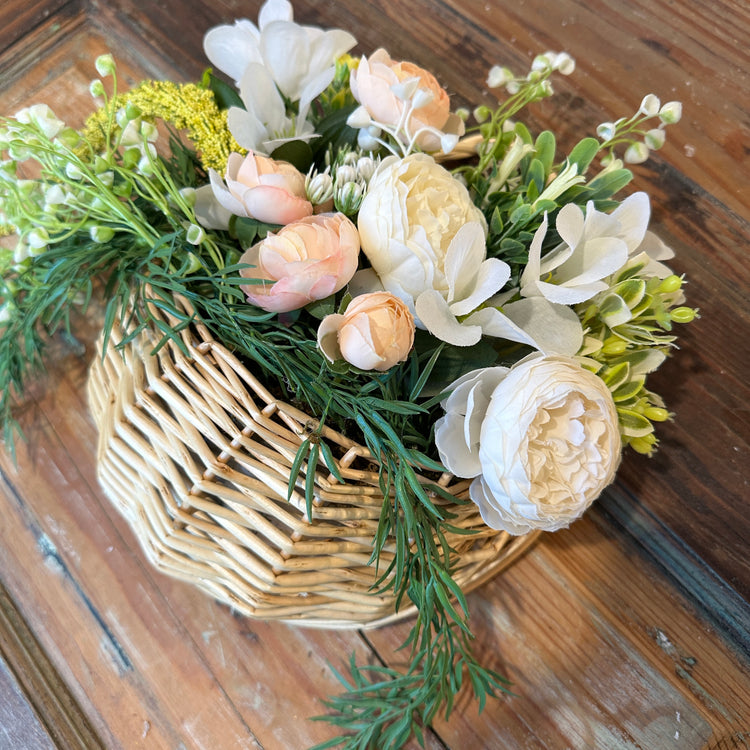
[
  {"left": 434, "top": 355, "right": 621, "bottom": 535},
  {"left": 204, "top": 0, "right": 355, "bottom": 153},
  {"left": 520, "top": 192, "right": 651, "bottom": 305}
]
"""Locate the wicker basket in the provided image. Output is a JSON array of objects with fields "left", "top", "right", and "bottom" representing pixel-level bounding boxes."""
[{"left": 87, "top": 297, "right": 539, "bottom": 629}]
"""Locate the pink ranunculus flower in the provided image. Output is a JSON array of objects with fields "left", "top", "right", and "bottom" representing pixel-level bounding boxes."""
[
  {"left": 209, "top": 151, "right": 313, "bottom": 225},
  {"left": 350, "top": 49, "right": 464, "bottom": 152},
  {"left": 317, "top": 291, "right": 415, "bottom": 371},
  {"left": 239, "top": 213, "right": 360, "bottom": 313}
]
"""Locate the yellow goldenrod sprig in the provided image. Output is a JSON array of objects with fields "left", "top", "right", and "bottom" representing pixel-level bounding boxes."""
[{"left": 83, "top": 80, "right": 243, "bottom": 172}]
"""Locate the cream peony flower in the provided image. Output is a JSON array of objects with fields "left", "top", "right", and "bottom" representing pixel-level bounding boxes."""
[
  {"left": 239, "top": 213, "right": 360, "bottom": 313},
  {"left": 357, "top": 154, "right": 582, "bottom": 353},
  {"left": 357, "top": 153, "right": 486, "bottom": 315},
  {"left": 434, "top": 355, "right": 621, "bottom": 535},
  {"left": 209, "top": 151, "right": 312, "bottom": 225},
  {"left": 317, "top": 292, "right": 415, "bottom": 371}
]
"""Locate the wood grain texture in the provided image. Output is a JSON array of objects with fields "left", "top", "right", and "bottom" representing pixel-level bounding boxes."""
[{"left": 1, "top": 1, "right": 749, "bottom": 749}]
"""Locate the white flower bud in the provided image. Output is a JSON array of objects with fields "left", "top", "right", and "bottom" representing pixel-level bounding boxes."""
[
  {"left": 390, "top": 76, "right": 420, "bottom": 101},
  {"left": 44, "top": 184, "right": 66, "bottom": 206},
  {"left": 473, "top": 105, "right": 491, "bottom": 124},
  {"left": 639, "top": 93, "right": 661, "bottom": 116},
  {"left": 98, "top": 171, "right": 115, "bottom": 187},
  {"left": 27, "top": 228, "right": 49, "bottom": 251},
  {"left": 335, "top": 165, "right": 358, "bottom": 184},
  {"left": 596, "top": 122, "right": 617, "bottom": 141},
  {"left": 411, "top": 87, "right": 435, "bottom": 110},
  {"left": 346, "top": 106, "right": 373, "bottom": 130},
  {"left": 185, "top": 223, "right": 205, "bottom": 245},
  {"left": 644, "top": 128, "right": 666, "bottom": 150},
  {"left": 624, "top": 142, "right": 650, "bottom": 164},
  {"left": 89, "top": 79, "right": 106, "bottom": 98},
  {"left": 553, "top": 52, "right": 576, "bottom": 75},
  {"left": 65, "top": 162, "right": 84, "bottom": 180},
  {"left": 440, "top": 133, "right": 460, "bottom": 154},
  {"left": 95, "top": 54, "right": 116, "bottom": 77},
  {"left": 487, "top": 65, "right": 513, "bottom": 89},
  {"left": 532, "top": 53, "right": 554, "bottom": 72},
  {"left": 306, "top": 171, "right": 334, "bottom": 205},
  {"left": 505, "top": 80, "right": 521, "bottom": 95},
  {"left": 335, "top": 181, "right": 364, "bottom": 214},
  {"left": 357, "top": 127, "right": 382, "bottom": 151},
  {"left": 356, "top": 156, "right": 377, "bottom": 182},
  {"left": 89, "top": 225, "right": 115, "bottom": 243},
  {"left": 140, "top": 120, "right": 158, "bottom": 141},
  {"left": 659, "top": 100, "right": 682, "bottom": 124}
]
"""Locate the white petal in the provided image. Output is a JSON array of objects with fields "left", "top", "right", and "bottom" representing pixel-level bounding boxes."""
[
  {"left": 611, "top": 191, "right": 650, "bottom": 252},
  {"left": 193, "top": 184, "right": 233, "bottom": 230},
  {"left": 502, "top": 297, "right": 584, "bottom": 355},
  {"left": 258, "top": 0, "right": 294, "bottom": 27},
  {"left": 304, "top": 29, "right": 357, "bottom": 88},
  {"left": 203, "top": 20, "right": 262, "bottom": 84},
  {"left": 434, "top": 413, "right": 482, "bottom": 478},
  {"left": 519, "top": 215, "right": 548, "bottom": 290},
  {"left": 531, "top": 277, "right": 608, "bottom": 305},
  {"left": 415, "top": 290, "right": 482, "bottom": 346},
  {"left": 451, "top": 258, "right": 510, "bottom": 316},
  {"left": 443, "top": 222, "right": 489, "bottom": 302},
  {"left": 555, "top": 202, "right": 585, "bottom": 249},
  {"left": 463, "top": 307, "right": 539, "bottom": 349},
  {"left": 317, "top": 314, "right": 345, "bottom": 362},
  {"left": 208, "top": 168, "right": 247, "bottom": 216},
  {"left": 239, "top": 63, "right": 287, "bottom": 134},
  {"left": 298, "top": 65, "right": 337, "bottom": 123}
]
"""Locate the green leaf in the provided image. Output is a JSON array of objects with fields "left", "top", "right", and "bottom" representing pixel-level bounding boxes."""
[
  {"left": 201, "top": 69, "right": 244, "bottom": 110},
  {"left": 525, "top": 158, "right": 546, "bottom": 194},
  {"left": 305, "top": 294, "right": 336, "bottom": 320},
  {"left": 288, "top": 439, "right": 310, "bottom": 501},
  {"left": 618, "top": 408, "right": 654, "bottom": 437},
  {"left": 566, "top": 137, "right": 600, "bottom": 174},
  {"left": 534, "top": 130, "right": 556, "bottom": 176},
  {"left": 270, "top": 139, "right": 314, "bottom": 173},
  {"left": 585, "top": 167, "right": 633, "bottom": 201},
  {"left": 233, "top": 216, "right": 282, "bottom": 248}
]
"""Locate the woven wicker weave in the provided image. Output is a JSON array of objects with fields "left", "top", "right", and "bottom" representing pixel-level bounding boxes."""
[{"left": 87, "top": 297, "right": 539, "bottom": 629}]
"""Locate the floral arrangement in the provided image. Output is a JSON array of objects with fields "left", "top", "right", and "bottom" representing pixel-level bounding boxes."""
[{"left": 0, "top": 0, "right": 696, "bottom": 746}]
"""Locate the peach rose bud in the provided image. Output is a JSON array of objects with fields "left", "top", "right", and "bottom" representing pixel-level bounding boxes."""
[
  {"left": 240, "top": 213, "right": 360, "bottom": 313},
  {"left": 209, "top": 151, "right": 313, "bottom": 225},
  {"left": 349, "top": 48, "right": 464, "bottom": 152},
  {"left": 317, "top": 292, "right": 416, "bottom": 371}
]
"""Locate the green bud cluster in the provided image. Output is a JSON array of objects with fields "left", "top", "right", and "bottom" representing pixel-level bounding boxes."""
[{"left": 577, "top": 262, "right": 697, "bottom": 454}]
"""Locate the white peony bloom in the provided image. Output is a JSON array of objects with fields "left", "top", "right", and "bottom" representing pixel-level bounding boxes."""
[
  {"left": 521, "top": 192, "right": 651, "bottom": 305},
  {"left": 434, "top": 355, "right": 621, "bottom": 535},
  {"left": 357, "top": 154, "right": 487, "bottom": 318}
]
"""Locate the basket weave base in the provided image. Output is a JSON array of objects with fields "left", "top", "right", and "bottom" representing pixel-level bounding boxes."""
[{"left": 87, "top": 301, "right": 539, "bottom": 629}]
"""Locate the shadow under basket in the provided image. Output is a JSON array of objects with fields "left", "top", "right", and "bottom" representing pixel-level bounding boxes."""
[{"left": 87, "top": 298, "right": 540, "bottom": 630}]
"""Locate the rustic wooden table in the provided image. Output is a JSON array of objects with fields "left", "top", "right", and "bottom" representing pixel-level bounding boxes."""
[{"left": 1, "top": 1, "right": 748, "bottom": 748}]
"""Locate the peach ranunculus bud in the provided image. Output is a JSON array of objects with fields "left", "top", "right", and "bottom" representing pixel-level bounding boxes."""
[
  {"left": 349, "top": 48, "right": 464, "bottom": 153},
  {"left": 209, "top": 151, "right": 313, "bottom": 225},
  {"left": 317, "top": 292, "right": 416, "bottom": 371},
  {"left": 239, "top": 213, "right": 360, "bottom": 313}
]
